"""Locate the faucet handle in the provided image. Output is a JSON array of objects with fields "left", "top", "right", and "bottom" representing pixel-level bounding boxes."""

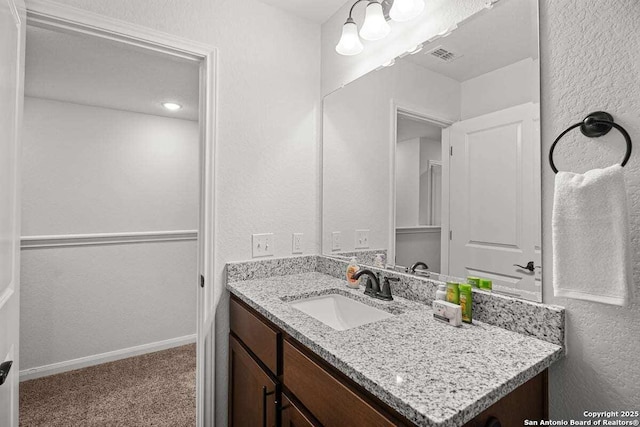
[{"left": 377, "top": 277, "right": 398, "bottom": 301}]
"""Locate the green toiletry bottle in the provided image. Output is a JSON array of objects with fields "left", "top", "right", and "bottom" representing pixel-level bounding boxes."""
[
  {"left": 479, "top": 278, "right": 492, "bottom": 290},
  {"left": 467, "top": 276, "right": 481, "bottom": 288},
  {"left": 446, "top": 282, "right": 460, "bottom": 305},
  {"left": 459, "top": 284, "right": 473, "bottom": 323}
]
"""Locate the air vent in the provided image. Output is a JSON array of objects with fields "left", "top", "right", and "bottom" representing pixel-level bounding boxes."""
[{"left": 426, "top": 46, "right": 462, "bottom": 63}]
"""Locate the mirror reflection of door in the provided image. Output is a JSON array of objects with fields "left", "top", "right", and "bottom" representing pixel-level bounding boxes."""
[
  {"left": 448, "top": 103, "right": 541, "bottom": 301},
  {"left": 395, "top": 113, "right": 444, "bottom": 270}
]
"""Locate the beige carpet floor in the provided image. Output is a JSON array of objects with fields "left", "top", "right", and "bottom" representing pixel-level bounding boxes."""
[{"left": 19, "top": 344, "right": 196, "bottom": 427}]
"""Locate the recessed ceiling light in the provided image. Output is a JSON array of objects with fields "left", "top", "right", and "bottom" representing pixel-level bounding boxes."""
[
  {"left": 162, "top": 102, "right": 182, "bottom": 111},
  {"left": 382, "top": 59, "right": 396, "bottom": 67}
]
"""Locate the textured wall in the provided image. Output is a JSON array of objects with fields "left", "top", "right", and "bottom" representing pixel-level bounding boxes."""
[
  {"left": 22, "top": 97, "right": 199, "bottom": 235},
  {"left": 21, "top": 242, "right": 197, "bottom": 370},
  {"left": 540, "top": 0, "right": 640, "bottom": 415},
  {"left": 28, "top": 1, "right": 322, "bottom": 424}
]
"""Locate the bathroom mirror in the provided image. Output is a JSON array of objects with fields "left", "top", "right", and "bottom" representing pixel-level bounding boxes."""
[{"left": 322, "top": 0, "right": 542, "bottom": 301}]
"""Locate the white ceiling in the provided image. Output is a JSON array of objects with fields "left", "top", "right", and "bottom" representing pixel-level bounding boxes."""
[
  {"left": 397, "top": 114, "right": 442, "bottom": 142},
  {"left": 25, "top": 25, "right": 200, "bottom": 121},
  {"left": 403, "top": 0, "right": 537, "bottom": 82},
  {"left": 258, "top": 0, "right": 347, "bottom": 23}
]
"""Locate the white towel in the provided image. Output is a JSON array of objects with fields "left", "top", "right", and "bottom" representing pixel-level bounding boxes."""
[{"left": 552, "top": 164, "right": 631, "bottom": 306}]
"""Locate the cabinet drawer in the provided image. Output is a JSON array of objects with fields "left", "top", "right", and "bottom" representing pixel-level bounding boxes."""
[
  {"left": 230, "top": 297, "right": 280, "bottom": 375},
  {"left": 283, "top": 339, "right": 396, "bottom": 427}
]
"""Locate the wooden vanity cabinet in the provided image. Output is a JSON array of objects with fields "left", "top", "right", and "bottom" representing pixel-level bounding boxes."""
[
  {"left": 283, "top": 338, "right": 400, "bottom": 427},
  {"left": 281, "top": 393, "right": 318, "bottom": 427},
  {"left": 463, "top": 371, "right": 548, "bottom": 427},
  {"left": 229, "top": 335, "right": 278, "bottom": 427},
  {"left": 229, "top": 294, "right": 548, "bottom": 427}
]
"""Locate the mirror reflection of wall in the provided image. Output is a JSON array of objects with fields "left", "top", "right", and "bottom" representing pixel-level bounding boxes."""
[
  {"left": 322, "top": 0, "right": 542, "bottom": 302},
  {"left": 395, "top": 116, "right": 442, "bottom": 270}
]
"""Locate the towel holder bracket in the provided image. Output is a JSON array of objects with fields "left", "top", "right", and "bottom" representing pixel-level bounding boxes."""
[
  {"left": 549, "top": 111, "right": 632, "bottom": 174},
  {"left": 581, "top": 111, "right": 614, "bottom": 138}
]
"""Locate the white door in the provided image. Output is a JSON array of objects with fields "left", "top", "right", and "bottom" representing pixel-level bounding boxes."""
[
  {"left": 0, "top": 0, "right": 25, "bottom": 425},
  {"left": 448, "top": 103, "right": 541, "bottom": 300}
]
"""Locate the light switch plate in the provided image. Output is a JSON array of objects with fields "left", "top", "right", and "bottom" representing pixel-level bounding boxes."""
[
  {"left": 331, "top": 231, "right": 341, "bottom": 251},
  {"left": 292, "top": 233, "right": 303, "bottom": 254},
  {"left": 252, "top": 233, "right": 274, "bottom": 258},
  {"left": 355, "top": 229, "right": 370, "bottom": 249}
]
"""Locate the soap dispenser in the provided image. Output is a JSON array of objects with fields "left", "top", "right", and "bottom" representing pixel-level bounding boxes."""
[{"left": 346, "top": 257, "right": 360, "bottom": 288}]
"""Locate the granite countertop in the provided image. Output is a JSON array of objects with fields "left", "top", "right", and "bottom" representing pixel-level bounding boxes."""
[{"left": 227, "top": 272, "right": 563, "bottom": 427}]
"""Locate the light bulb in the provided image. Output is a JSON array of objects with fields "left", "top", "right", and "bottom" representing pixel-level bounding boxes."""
[
  {"left": 335, "top": 18, "right": 364, "bottom": 56},
  {"left": 359, "top": 1, "right": 390, "bottom": 41},
  {"left": 390, "top": 0, "right": 424, "bottom": 22}
]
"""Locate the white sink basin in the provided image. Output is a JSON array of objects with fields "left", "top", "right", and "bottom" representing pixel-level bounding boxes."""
[{"left": 289, "top": 294, "right": 393, "bottom": 331}]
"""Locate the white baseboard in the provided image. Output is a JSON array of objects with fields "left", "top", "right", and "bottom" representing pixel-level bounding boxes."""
[{"left": 19, "top": 334, "right": 196, "bottom": 381}]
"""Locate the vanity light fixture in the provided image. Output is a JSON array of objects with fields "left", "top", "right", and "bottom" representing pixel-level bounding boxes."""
[
  {"left": 359, "top": 1, "right": 391, "bottom": 41},
  {"left": 389, "top": 0, "right": 424, "bottom": 22},
  {"left": 161, "top": 102, "right": 182, "bottom": 111},
  {"left": 335, "top": 0, "right": 426, "bottom": 56},
  {"left": 335, "top": 17, "right": 364, "bottom": 55}
]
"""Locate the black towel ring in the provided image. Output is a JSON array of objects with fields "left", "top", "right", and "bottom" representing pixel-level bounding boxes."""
[{"left": 549, "top": 111, "right": 632, "bottom": 174}]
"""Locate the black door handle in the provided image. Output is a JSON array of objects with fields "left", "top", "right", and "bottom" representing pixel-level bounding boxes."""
[
  {"left": 513, "top": 261, "right": 538, "bottom": 272},
  {"left": 0, "top": 361, "right": 13, "bottom": 386},
  {"left": 262, "top": 385, "right": 275, "bottom": 427}
]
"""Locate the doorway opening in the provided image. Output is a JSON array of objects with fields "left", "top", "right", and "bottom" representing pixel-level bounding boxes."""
[
  {"left": 12, "top": 5, "right": 217, "bottom": 425},
  {"left": 389, "top": 107, "right": 452, "bottom": 275},
  {"left": 394, "top": 111, "right": 445, "bottom": 270}
]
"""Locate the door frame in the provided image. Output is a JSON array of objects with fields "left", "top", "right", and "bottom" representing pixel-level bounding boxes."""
[
  {"left": 1, "top": 0, "right": 26, "bottom": 425},
  {"left": 388, "top": 101, "right": 452, "bottom": 269},
  {"left": 22, "top": 1, "right": 217, "bottom": 425}
]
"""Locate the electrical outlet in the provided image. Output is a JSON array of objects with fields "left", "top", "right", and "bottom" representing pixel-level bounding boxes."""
[
  {"left": 252, "top": 233, "right": 274, "bottom": 258},
  {"left": 355, "top": 229, "right": 370, "bottom": 249},
  {"left": 331, "top": 231, "right": 341, "bottom": 251},
  {"left": 292, "top": 233, "right": 303, "bottom": 254}
]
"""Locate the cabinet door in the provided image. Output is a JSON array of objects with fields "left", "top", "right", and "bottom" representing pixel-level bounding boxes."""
[
  {"left": 282, "top": 394, "right": 317, "bottom": 427},
  {"left": 464, "top": 370, "right": 547, "bottom": 427},
  {"left": 229, "top": 335, "right": 277, "bottom": 427}
]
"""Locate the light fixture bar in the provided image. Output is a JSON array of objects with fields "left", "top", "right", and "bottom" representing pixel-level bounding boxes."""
[{"left": 335, "top": 0, "right": 425, "bottom": 57}]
